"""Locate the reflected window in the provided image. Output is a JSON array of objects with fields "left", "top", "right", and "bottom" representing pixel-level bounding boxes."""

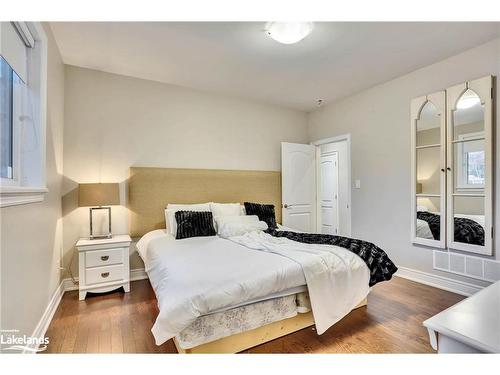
[{"left": 457, "top": 132, "right": 485, "bottom": 189}]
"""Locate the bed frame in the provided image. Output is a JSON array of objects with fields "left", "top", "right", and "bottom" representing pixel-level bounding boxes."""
[{"left": 173, "top": 297, "right": 368, "bottom": 354}]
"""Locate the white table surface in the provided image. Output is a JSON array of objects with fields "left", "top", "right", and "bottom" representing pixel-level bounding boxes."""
[
  {"left": 76, "top": 234, "right": 131, "bottom": 247},
  {"left": 423, "top": 280, "right": 500, "bottom": 353}
]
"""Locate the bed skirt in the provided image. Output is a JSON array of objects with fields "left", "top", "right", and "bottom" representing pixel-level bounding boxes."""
[{"left": 175, "top": 292, "right": 312, "bottom": 349}]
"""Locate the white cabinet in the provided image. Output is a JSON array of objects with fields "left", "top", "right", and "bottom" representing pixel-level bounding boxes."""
[
  {"left": 76, "top": 235, "right": 131, "bottom": 300},
  {"left": 424, "top": 281, "right": 500, "bottom": 353},
  {"left": 411, "top": 76, "right": 494, "bottom": 256}
]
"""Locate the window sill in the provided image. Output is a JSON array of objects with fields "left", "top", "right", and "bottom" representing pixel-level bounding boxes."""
[{"left": 0, "top": 186, "right": 48, "bottom": 208}]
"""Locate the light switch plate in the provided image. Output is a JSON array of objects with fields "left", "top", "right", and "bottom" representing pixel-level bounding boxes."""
[{"left": 354, "top": 180, "right": 361, "bottom": 189}]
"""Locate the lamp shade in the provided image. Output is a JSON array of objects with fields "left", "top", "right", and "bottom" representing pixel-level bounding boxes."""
[{"left": 78, "top": 183, "right": 120, "bottom": 207}]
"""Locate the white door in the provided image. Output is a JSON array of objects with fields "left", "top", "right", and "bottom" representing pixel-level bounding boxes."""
[
  {"left": 319, "top": 152, "right": 339, "bottom": 234},
  {"left": 281, "top": 142, "right": 316, "bottom": 232}
]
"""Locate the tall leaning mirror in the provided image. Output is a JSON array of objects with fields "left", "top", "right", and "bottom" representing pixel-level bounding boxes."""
[
  {"left": 411, "top": 92, "right": 446, "bottom": 248},
  {"left": 447, "top": 75, "right": 494, "bottom": 255}
]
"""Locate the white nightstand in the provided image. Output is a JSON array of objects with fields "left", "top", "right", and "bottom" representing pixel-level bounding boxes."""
[{"left": 76, "top": 234, "right": 132, "bottom": 300}]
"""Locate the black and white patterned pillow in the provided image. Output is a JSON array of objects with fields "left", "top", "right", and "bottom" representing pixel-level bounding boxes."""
[
  {"left": 243, "top": 202, "right": 277, "bottom": 229},
  {"left": 175, "top": 211, "right": 216, "bottom": 239}
]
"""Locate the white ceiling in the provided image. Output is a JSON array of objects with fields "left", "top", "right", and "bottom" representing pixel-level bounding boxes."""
[{"left": 50, "top": 22, "right": 500, "bottom": 111}]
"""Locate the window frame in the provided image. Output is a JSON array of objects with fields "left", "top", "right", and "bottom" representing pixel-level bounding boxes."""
[{"left": 0, "top": 22, "right": 48, "bottom": 207}]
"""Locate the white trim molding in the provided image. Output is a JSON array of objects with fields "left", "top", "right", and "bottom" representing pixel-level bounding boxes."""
[
  {"left": 396, "top": 266, "right": 485, "bottom": 296},
  {"left": 24, "top": 268, "right": 148, "bottom": 354},
  {"left": 22, "top": 281, "right": 65, "bottom": 353},
  {"left": 0, "top": 186, "right": 48, "bottom": 208}
]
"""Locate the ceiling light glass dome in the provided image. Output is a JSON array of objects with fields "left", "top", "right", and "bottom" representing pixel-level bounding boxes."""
[{"left": 265, "top": 22, "right": 314, "bottom": 44}]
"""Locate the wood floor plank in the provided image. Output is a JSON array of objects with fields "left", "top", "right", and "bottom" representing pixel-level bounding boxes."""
[{"left": 42, "top": 277, "right": 464, "bottom": 354}]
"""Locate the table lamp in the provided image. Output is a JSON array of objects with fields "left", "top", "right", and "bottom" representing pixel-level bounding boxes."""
[{"left": 78, "top": 183, "right": 119, "bottom": 239}]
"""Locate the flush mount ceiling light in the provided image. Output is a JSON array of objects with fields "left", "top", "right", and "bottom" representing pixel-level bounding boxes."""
[
  {"left": 265, "top": 22, "right": 314, "bottom": 44},
  {"left": 456, "top": 89, "right": 481, "bottom": 109}
]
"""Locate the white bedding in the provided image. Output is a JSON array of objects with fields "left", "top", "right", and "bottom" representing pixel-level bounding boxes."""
[
  {"left": 228, "top": 231, "right": 369, "bottom": 334},
  {"left": 137, "top": 227, "right": 369, "bottom": 345}
]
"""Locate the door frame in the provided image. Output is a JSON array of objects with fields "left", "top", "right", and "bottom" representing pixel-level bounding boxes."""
[{"left": 311, "top": 134, "right": 352, "bottom": 236}]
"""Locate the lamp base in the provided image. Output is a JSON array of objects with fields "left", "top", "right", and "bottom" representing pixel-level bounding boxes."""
[
  {"left": 89, "top": 234, "right": 113, "bottom": 240},
  {"left": 89, "top": 206, "right": 113, "bottom": 240}
]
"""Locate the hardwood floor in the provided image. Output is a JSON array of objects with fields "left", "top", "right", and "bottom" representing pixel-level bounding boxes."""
[{"left": 42, "top": 276, "right": 464, "bottom": 353}]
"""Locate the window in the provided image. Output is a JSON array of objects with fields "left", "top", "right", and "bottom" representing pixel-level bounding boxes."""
[
  {"left": 0, "top": 22, "right": 47, "bottom": 207},
  {"left": 0, "top": 56, "right": 14, "bottom": 179},
  {"left": 466, "top": 150, "right": 485, "bottom": 185},
  {"left": 1, "top": 56, "right": 23, "bottom": 181},
  {"left": 457, "top": 132, "right": 485, "bottom": 190}
]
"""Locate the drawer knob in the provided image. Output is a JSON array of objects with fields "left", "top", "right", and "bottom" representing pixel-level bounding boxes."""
[
  {"left": 101, "top": 272, "right": 110, "bottom": 278},
  {"left": 101, "top": 255, "right": 109, "bottom": 261}
]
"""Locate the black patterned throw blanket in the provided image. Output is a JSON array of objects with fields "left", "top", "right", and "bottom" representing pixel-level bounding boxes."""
[
  {"left": 417, "top": 211, "right": 484, "bottom": 246},
  {"left": 266, "top": 229, "right": 398, "bottom": 287}
]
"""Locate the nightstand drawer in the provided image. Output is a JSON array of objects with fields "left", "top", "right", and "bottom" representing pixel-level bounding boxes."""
[
  {"left": 85, "top": 264, "right": 124, "bottom": 285},
  {"left": 85, "top": 248, "right": 124, "bottom": 268}
]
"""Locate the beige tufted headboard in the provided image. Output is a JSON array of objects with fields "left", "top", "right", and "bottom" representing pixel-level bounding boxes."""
[{"left": 128, "top": 167, "right": 282, "bottom": 237}]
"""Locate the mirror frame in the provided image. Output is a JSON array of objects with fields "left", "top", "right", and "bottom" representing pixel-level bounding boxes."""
[
  {"left": 410, "top": 91, "right": 447, "bottom": 248},
  {"left": 446, "top": 75, "right": 494, "bottom": 256}
]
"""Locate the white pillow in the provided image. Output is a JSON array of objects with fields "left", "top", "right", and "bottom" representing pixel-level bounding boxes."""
[
  {"left": 165, "top": 203, "right": 211, "bottom": 236},
  {"left": 218, "top": 220, "right": 268, "bottom": 239},
  {"left": 214, "top": 214, "right": 259, "bottom": 231},
  {"left": 417, "top": 205, "right": 429, "bottom": 212},
  {"left": 210, "top": 203, "right": 242, "bottom": 218}
]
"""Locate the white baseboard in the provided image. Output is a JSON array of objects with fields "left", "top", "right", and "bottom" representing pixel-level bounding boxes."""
[
  {"left": 23, "top": 281, "right": 65, "bottom": 354},
  {"left": 130, "top": 268, "right": 148, "bottom": 281},
  {"left": 24, "top": 268, "right": 148, "bottom": 353},
  {"left": 396, "top": 266, "right": 484, "bottom": 296}
]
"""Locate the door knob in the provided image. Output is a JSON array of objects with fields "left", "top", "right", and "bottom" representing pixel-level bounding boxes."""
[{"left": 283, "top": 204, "right": 288, "bottom": 208}]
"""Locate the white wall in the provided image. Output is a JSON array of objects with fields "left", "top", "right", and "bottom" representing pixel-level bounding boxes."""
[
  {"left": 62, "top": 66, "right": 309, "bottom": 275},
  {"left": 308, "top": 38, "right": 500, "bottom": 287},
  {"left": 0, "top": 23, "right": 64, "bottom": 341}
]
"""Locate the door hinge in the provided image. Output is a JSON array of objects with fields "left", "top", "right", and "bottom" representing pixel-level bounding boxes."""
[
  {"left": 492, "top": 227, "right": 494, "bottom": 239},
  {"left": 492, "top": 87, "right": 494, "bottom": 100}
]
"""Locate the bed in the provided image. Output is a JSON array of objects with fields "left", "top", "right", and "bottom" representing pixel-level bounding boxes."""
[
  {"left": 128, "top": 167, "right": 397, "bottom": 353},
  {"left": 416, "top": 211, "right": 485, "bottom": 245}
]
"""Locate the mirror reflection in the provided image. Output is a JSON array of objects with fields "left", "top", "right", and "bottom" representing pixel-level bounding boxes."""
[
  {"left": 416, "top": 101, "right": 440, "bottom": 147},
  {"left": 415, "top": 101, "right": 442, "bottom": 241},
  {"left": 416, "top": 197, "right": 441, "bottom": 241},
  {"left": 452, "top": 89, "right": 485, "bottom": 246}
]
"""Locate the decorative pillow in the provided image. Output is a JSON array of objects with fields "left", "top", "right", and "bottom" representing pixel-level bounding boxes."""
[
  {"left": 210, "top": 203, "right": 242, "bottom": 218},
  {"left": 175, "top": 211, "right": 216, "bottom": 240},
  {"left": 165, "top": 203, "right": 211, "bottom": 236},
  {"left": 243, "top": 202, "right": 277, "bottom": 229},
  {"left": 214, "top": 215, "right": 259, "bottom": 235},
  {"left": 417, "top": 205, "right": 429, "bottom": 212},
  {"left": 218, "top": 220, "right": 268, "bottom": 239}
]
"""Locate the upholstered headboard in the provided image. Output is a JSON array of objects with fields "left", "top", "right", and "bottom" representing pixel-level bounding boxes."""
[{"left": 128, "top": 167, "right": 282, "bottom": 237}]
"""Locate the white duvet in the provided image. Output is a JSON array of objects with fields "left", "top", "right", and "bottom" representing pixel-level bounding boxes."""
[{"left": 137, "top": 229, "right": 370, "bottom": 345}]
